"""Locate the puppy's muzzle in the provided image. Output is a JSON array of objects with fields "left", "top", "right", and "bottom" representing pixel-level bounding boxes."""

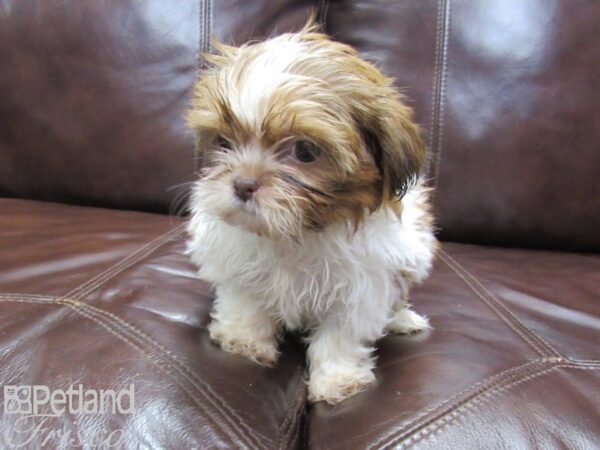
[{"left": 234, "top": 176, "right": 259, "bottom": 202}]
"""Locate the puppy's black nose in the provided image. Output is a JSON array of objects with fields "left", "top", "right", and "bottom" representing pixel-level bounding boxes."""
[{"left": 233, "top": 176, "right": 259, "bottom": 202}]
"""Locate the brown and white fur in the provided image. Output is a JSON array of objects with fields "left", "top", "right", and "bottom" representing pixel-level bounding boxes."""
[{"left": 185, "top": 23, "right": 437, "bottom": 405}]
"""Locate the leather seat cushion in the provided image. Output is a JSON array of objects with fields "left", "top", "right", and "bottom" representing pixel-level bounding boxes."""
[
  {"left": 0, "top": 198, "right": 306, "bottom": 449},
  {"left": 1, "top": 198, "right": 598, "bottom": 448},
  {"left": 308, "top": 243, "right": 600, "bottom": 449}
]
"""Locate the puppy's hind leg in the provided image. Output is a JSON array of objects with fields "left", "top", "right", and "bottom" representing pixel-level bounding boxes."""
[
  {"left": 387, "top": 275, "right": 431, "bottom": 335},
  {"left": 388, "top": 306, "right": 431, "bottom": 335}
]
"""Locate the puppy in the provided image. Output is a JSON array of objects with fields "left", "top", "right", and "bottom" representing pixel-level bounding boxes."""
[{"left": 186, "top": 22, "right": 437, "bottom": 405}]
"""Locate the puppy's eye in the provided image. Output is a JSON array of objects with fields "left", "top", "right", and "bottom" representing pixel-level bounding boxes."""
[
  {"left": 293, "top": 140, "right": 321, "bottom": 163},
  {"left": 216, "top": 136, "right": 232, "bottom": 150}
]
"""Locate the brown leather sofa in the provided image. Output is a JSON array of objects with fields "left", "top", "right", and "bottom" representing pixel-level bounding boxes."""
[{"left": 1, "top": 1, "right": 598, "bottom": 449}]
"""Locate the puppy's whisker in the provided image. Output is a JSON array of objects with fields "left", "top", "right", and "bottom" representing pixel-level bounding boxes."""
[
  {"left": 168, "top": 183, "right": 196, "bottom": 216},
  {"left": 166, "top": 181, "right": 195, "bottom": 192}
]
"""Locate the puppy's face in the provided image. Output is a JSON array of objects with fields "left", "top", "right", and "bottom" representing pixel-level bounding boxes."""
[{"left": 187, "top": 25, "right": 424, "bottom": 240}]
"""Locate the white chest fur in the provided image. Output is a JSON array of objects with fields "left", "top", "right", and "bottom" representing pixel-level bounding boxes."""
[{"left": 186, "top": 185, "right": 436, "bottom": 332}]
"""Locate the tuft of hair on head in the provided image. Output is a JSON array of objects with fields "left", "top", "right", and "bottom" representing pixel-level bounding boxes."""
[
  {"left": 201, "top": 11, "right": 323, "bottom": 69},
  {"left": 299, "top": 10, "right": 323, "bottom": 35},
  {"left": 202, "top": 39, "right": 239, "bottom": 69}
]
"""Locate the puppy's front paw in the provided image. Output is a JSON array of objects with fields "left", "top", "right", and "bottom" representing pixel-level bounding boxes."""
[
  {"left": 308, "top": 366, "right": 375, "bottom": 405},
  {"left": 208, "top": 320, "right": 279, "bottom": 367},
  {"left": 388, "top": 308, "right": 431, "bottom": 335}
]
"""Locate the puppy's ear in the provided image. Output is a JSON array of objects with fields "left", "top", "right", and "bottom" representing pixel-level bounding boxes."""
[{"left": 355, "top": 88, "right": 426, "bottom": 200}]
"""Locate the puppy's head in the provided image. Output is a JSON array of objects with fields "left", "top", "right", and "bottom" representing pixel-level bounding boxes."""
[{"left": 187, "top": 23, "right": 425, "bottom": 240}]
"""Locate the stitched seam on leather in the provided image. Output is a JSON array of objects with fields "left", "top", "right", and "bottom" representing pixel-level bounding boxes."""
[
  {"left": 278, "top": 376, "right": 307, "bottom": 450},
  {"left": 65, "top": 225, "right": 185, "bottom": 300},
  {"left": 377, "top": 359, "right": 583, "bottom": 450},
  {"left": 440, "top": 250, "right": 562, "bottom": 357},
  {"left": 0, "top": 294, "right": 61, "bottom": 302},
  {"left": 318, "top": 0, "right": 330, "bottom": 31},
  {"left": 289, "top": 416, "right": 302, "bottom": 450},
  {"left": 0, "top": 294, "right": 282, "bottom": 439},
  {"left": 574, "top": 361, "right": 600, "bottom": 367},
  {"left": 287, "top": 399, "right": 305, "bottom": 450},
  {"left": 439, "top": 252, "right": 547, "bottom": 356},
  {"left": 429, "top": 0, "right": 450, "bottom": 204},
  {"left": 0, "top": 297, "right": 303, "bottom": 450},
  {"left": 278, "top": 369, "right": 306, "bottom": 432},
  {"left": 68, "top": 300, "right": 268, "bottom": 450},
  {"left": 570, "top": 359, "right": 600, "bottom": 364},
  {"left": 400, "top": 364, "right": 600, "bottom": 449},
  {"left": 199, "top": 0, "right": 212, "bottom": 69},
  {"left": 438, "top": 252, "right": 548, "bottom": 356},
  {"left": 62, "top": 224, "right": 185, "bottom": 301},
  {"left": 366, "top": 359, "right": 550, "bottom": 450},
  {"left": 1, "top": 293, "right": 310, "bottom": 447},
  {"left": 279, "top": 373, "right": 307, "bottom": 448},
  {"left": 199, "top": 0, "right": 205, "bottom": 69},
  {"left": 432, "top": 0, "right": 450, "bottom": 194},
  {"left": 0, "top": 294, "right": 268, "bottom": 450},
  {"left": 194, "top": 0, "right": 201, "bottom": 173},
  {"left": 440, "top": 250, "right": 561, "bottom": 358},
  {"left": 5, "top": 296, "right": 264, "bottom": 437},
  {"left": 0, "top": 296, "right": 242, "bottom": 448},
  {"left": 426, "top": 0, "right": 444, "bottom": 179},
  {"left": 205, "top": 0, "right": 213, "bottom": 55},
  {"left": 0, "top": 298, "right": 257, "bottom": 450}
]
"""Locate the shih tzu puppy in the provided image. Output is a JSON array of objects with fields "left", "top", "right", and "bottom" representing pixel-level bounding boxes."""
[{"left": 186, "top": 22, "right": 437, "bottom": 404}]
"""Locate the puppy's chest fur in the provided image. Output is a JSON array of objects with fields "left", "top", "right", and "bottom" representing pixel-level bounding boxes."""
[{"left": 187, "top": 185, "right": 435, "bottom": 330}]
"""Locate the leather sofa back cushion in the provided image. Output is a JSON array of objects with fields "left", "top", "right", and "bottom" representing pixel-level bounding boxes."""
[
  {"left": 1, "top": 1, "right": 598, "bottom": 251},
  {"left": 0, "top": 0, "right": 317, "bottom": 213},
  {"left": 326, "top": 0, "right": 600, "bottom": 251}
]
